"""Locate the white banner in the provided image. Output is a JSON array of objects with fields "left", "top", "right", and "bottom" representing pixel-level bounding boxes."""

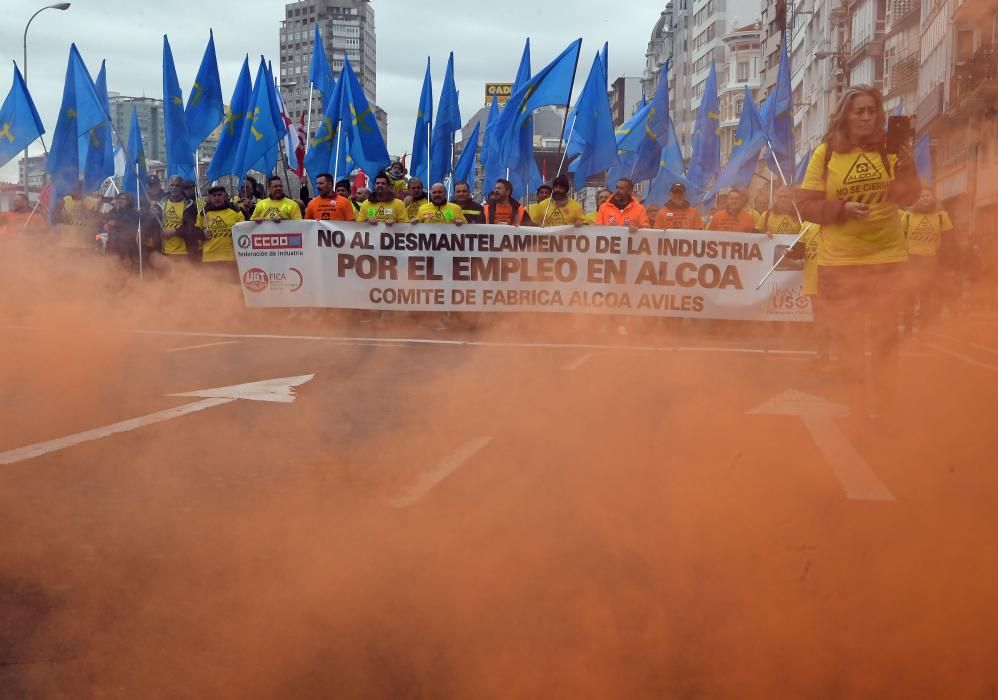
[{"left": 233, "top": 221, "right": 813, "bottom": 321}]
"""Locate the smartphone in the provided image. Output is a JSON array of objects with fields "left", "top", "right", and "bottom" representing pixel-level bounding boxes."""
[{"left": 886, "top": 115, "right": 914, "bottom": 154}]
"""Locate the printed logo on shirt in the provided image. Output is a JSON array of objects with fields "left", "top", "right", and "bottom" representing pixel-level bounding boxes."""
[
  {"left": 911, "top": 217, "right": 934, "bottom": 239},
  {"left": 843, "top": 153, "right": 883, "bottom": 185},
  {"left": 777, "top": 218, "right": 796, "bottom": 234},
  {"left": 206, "top": 216, "right": 231, "bottom": 238}
]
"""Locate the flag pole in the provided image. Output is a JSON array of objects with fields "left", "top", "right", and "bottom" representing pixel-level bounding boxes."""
[
  {"left": 333, "top": 126, "right": 342, "bottom": 182},
  {"left": 426, "top": 121, "right": 431, "bottom": 187},
  {"left": 305, "top": 86, "right": 314, "bottom": 148},
  {"left": 539, "top": 123, "right": 576, "bottom": 227},
  {"left": 136, "top": 159, "right": 144, "bottom": 281}
]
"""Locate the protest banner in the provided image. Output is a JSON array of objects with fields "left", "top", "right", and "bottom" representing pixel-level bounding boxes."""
[{"left": 233, "top": 222, "right": 813, "bottom": 321}]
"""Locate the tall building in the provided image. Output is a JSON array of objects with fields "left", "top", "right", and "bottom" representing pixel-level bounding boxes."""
[
  {"left": 920, "top": 0, "right": 998, "bottom": 233},
  {"left": 643, "top": 5, "right": 675, "bottom": 98},
  {"left": 278, "top": 0, "right": 387, "bottom": 143},
  {"left": 717, "top": 22, "right": 764, "bottom": 161},
  {"left": 609, "top": 76, "right": 645, "bottom": 126},
  {"left": 668, "top": 0, "right": 760, "bottom": 157},
  {"left": 108, "top": 95, "right": 166, "bottom": 163}
]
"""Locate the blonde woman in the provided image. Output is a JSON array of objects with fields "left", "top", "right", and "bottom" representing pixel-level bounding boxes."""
[{"left": 795, "top": 85, "right": 921, "bottom": 417}]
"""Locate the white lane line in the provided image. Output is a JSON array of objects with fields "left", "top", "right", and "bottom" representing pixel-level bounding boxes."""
[
  {"left": 678, "top": 346, "right": 766, "bottom": 354},
  {"left": 970, "top": 342, "right": 998, "bottom": 356},
  {"left": 163, "top": 340, "right": 241, "bottom": 353},
  {"left": 924, "top": 343, "right": 998, "bottom": 373},
  {"left": 564, "top": 353, "right": 593, "bottom": 371},
  {"left": 391, "top": 437, "right": 493, "bottom": 508}
]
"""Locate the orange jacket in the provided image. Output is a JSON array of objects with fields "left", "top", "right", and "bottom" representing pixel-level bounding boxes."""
[
  {"left": 706, "top": 209, "right": 757, "bottom": 233},
  {"left": 654, "top": 204, "right": 704, "bottom": 230},
  {"left": 595, "top": 197, "right": 650, "bottom": 228}
]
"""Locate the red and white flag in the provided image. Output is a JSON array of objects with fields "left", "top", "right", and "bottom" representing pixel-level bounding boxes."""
[
  {"left": 294, "top": 113, "right": 307, "bottom": 178},
  {"left": 275, "top": 87, "right": 302, "bottom": 176}
]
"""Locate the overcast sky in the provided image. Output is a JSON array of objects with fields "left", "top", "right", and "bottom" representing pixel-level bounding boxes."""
[{"left": 1, "top": 0, "right": 667, "bottom": 183}]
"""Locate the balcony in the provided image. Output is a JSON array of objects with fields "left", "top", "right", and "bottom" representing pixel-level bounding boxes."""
[
  {"left": 846, "top": 23, "right": 887, "bottom": 66},
  {"left": 951, "top": 46, "right": 998, "bottom": 116},
  {"left": 886, "top": 53, "right": 919, "bottom": 96},
  {"left": 888, "top": 0, "right": 919, "bottom": 28}
]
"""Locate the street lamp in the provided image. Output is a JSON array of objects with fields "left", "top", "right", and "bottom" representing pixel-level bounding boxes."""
[{"left": 22, "top": 2, "right": 71, "bottom": 195}]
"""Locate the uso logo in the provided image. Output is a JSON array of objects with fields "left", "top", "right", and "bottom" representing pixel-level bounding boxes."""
[{"left": 242, "top": 268, "right": 269, "bottom": 293}]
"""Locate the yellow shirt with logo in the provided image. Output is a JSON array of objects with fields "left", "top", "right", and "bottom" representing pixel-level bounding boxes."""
[
  {"left": 251, "top": 197, "right": 302, "bottom": 222},
  {"left": 762, "top": 211, "right": 801, "bottom": 237},
  {"left": 161, "top": 199, "right": 189, "bottom": 255},
  {"left": 800, "top": 224, "right": 821, "bottom": 297},
  {"left": 196, "top": 207, "right": 244, "bottom": 263},
  {"left": 528, "top": 198, "right": 586, "bottom": 227},
  {"left": 801, "top": 143, "right": 906, "bottom": 267},
  {"left": 406, "top": 197, "right": 428, "bottom": 220},
  {"left": 57, "top": 196, "right": 99, "bottom": 249},
  {"left": 901, "top": 210, "right": 953, "bottom": 257},
  {"left": 357, "top": 198, "right": 409, "bottom": 223},
  {"left": 415, "top": 202, "right": 466, "bottom": 224}
]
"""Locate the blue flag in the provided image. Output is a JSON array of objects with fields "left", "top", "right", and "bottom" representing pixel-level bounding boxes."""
[
  {"left": 500, "top": 38, "right": 582, "bottom": 163},
  {"left": 47, "top": 44, "right": 108, "bottom": 208},
  {"left": 206, "top": 56, "right": 251, "bottom": 181},
  {"left": 123, "top": 107, "right": 147, "bottom": 199},
  {"left": 564, "top": 53, "right": 618, "bottom": 186},
  {"left": 429, "top": 52, "right": 461, "bottom": 186},
  {"left": 686, "top": 61, "right": 720, "bottom": 197},
  {"left": 163, "top": 35, "right": 195, "bottom": 180},
  {"left": 795, "top": 147, "right": 812, "bottom": 184},
  {"left": 758, "top": 33, "right": 794, "bottom": 182},
  {"left": 453, "top": 121, "right": 480, "bottom": 189},
  {"left": 80, "top": 60, "right": 114, "bottom": 193},
  {"left": 186, "top": 30, "right": 224, "bottom": 149},
  {"left": 915, "top": 133, "right": 932, "bottom": 184},
  {"left": 894, "top": 99, "right": 905, "bottom": 117},
  {"left": 0, "top": 63, "right": 45, "bottom": 169},
  {"left": 601, "top": 42, "right": 609, "bottom": 90},
  {"left": 410, "top": 58, "right": 433, "bottom": 183},
  {"left": 646, "top": 114, "right": 691, "bottom": 205},
  {"left": 337, "top": 57, "right": 390, "bottom": 178},
  {"left": 309, "top": 25, "right": 335, "bottom": 107},
  {"left": 709, "top": 86, "right": 766, "bottom": 197},
  {"left": 484, "top": 39, "right": 539, "bottom": 198},
  {"left": 303, "top": 61, "right": 345, "bottom": 186},
  {"left": 479, "top": 94, "right": 499, "bottom": 169},
  {"left": 234, "top": 57, "right": 283, "bottom": 180},
  {"left": 618, "top": 59, "right": 671, "bottom": 183}
]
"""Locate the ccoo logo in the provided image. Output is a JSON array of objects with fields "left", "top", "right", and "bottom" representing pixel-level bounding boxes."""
[{"left": 237, "top": 234, "right": 251, "bottom": 249}]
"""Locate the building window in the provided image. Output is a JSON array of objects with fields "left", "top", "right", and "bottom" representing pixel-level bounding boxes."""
[{"left": 737, "top": 61, "right": 749, "bottom": 81}]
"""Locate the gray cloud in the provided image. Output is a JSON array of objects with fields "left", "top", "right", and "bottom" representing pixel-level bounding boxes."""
[{"left": 1, "top": 0, "right": 666, "bottom": 182}]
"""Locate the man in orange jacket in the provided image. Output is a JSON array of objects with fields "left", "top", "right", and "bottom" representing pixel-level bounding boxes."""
[
  {"left": 654, "top": 182, "right": 704, "bottom": 230},
  {"left": 595, "top": 178, "right": 649, "bottom": 232}
]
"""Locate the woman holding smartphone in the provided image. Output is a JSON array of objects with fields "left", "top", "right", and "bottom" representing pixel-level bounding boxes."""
[{"left": 796, "top": 85, "right": 921, "bottom": 418}]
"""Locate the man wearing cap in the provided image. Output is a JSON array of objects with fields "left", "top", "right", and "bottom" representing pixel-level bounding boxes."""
[
  {"left": 531, "top": 176, "right": 586, "bottom": 228},
  {"left": 595, "top": 178, "right": 649, "bottom": 233},
  {"left": 654, "top": 182, "right": 704, "bottom": 230},
  {"left": 196, "top": 185, "right": 246, "bottom": 268}
]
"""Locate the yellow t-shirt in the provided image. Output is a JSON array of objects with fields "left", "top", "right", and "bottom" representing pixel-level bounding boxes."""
[
  {"left": 406, "top": 197, "right": 428, "bottom": 220},
  {"left": 901, "top": 210, "right": 953, "bottom": 257},
  {"left": 415, "top": 201, "right": 466, "bottom": 224},
  {"left": 750, "top": 208, "right": 763, "bottom": 231},
  {"left": 161, "top": 199, "right": 189, "bottom": 255},
  {"left": 251, "top": 197, "right": 302, "bottom": 222},
  {"left": 801, "top": 143, "right": 907, "bottom": 266},
  {"left": 801, "top": 224, "right": 821, "bottom": 297},
  {"left": 196, "top": 207, "right": 244, "bottom": 263},
  {"left": 529, "top": 198, "right": 586, "bottom": 227},
  {"left": 357, "top": 198, "right": 408, "bottom": 223},
  {"left": 57, "top": 196, "right": 98, "bottom": 249},
  {"left": 761, "top": 211, "right": 801, "bottom": 237}
]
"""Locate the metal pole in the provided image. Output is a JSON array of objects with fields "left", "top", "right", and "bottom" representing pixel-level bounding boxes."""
[
  {"left": 22, "top": 3, "right": 72, "bottom": 196},
  {"left": 333, "top": 126, "right": 342, "bottom": 182},
  {"left": 136, "top": 159, "right": 143, "bottom": 281}
]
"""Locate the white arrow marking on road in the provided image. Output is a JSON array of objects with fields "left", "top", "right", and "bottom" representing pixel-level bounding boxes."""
[
  {"left": 0, "top": 374, "right": 315, "bottom": 466},
  {"left": 748, "top": 389, "right": 894, "bottom": 502}
]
